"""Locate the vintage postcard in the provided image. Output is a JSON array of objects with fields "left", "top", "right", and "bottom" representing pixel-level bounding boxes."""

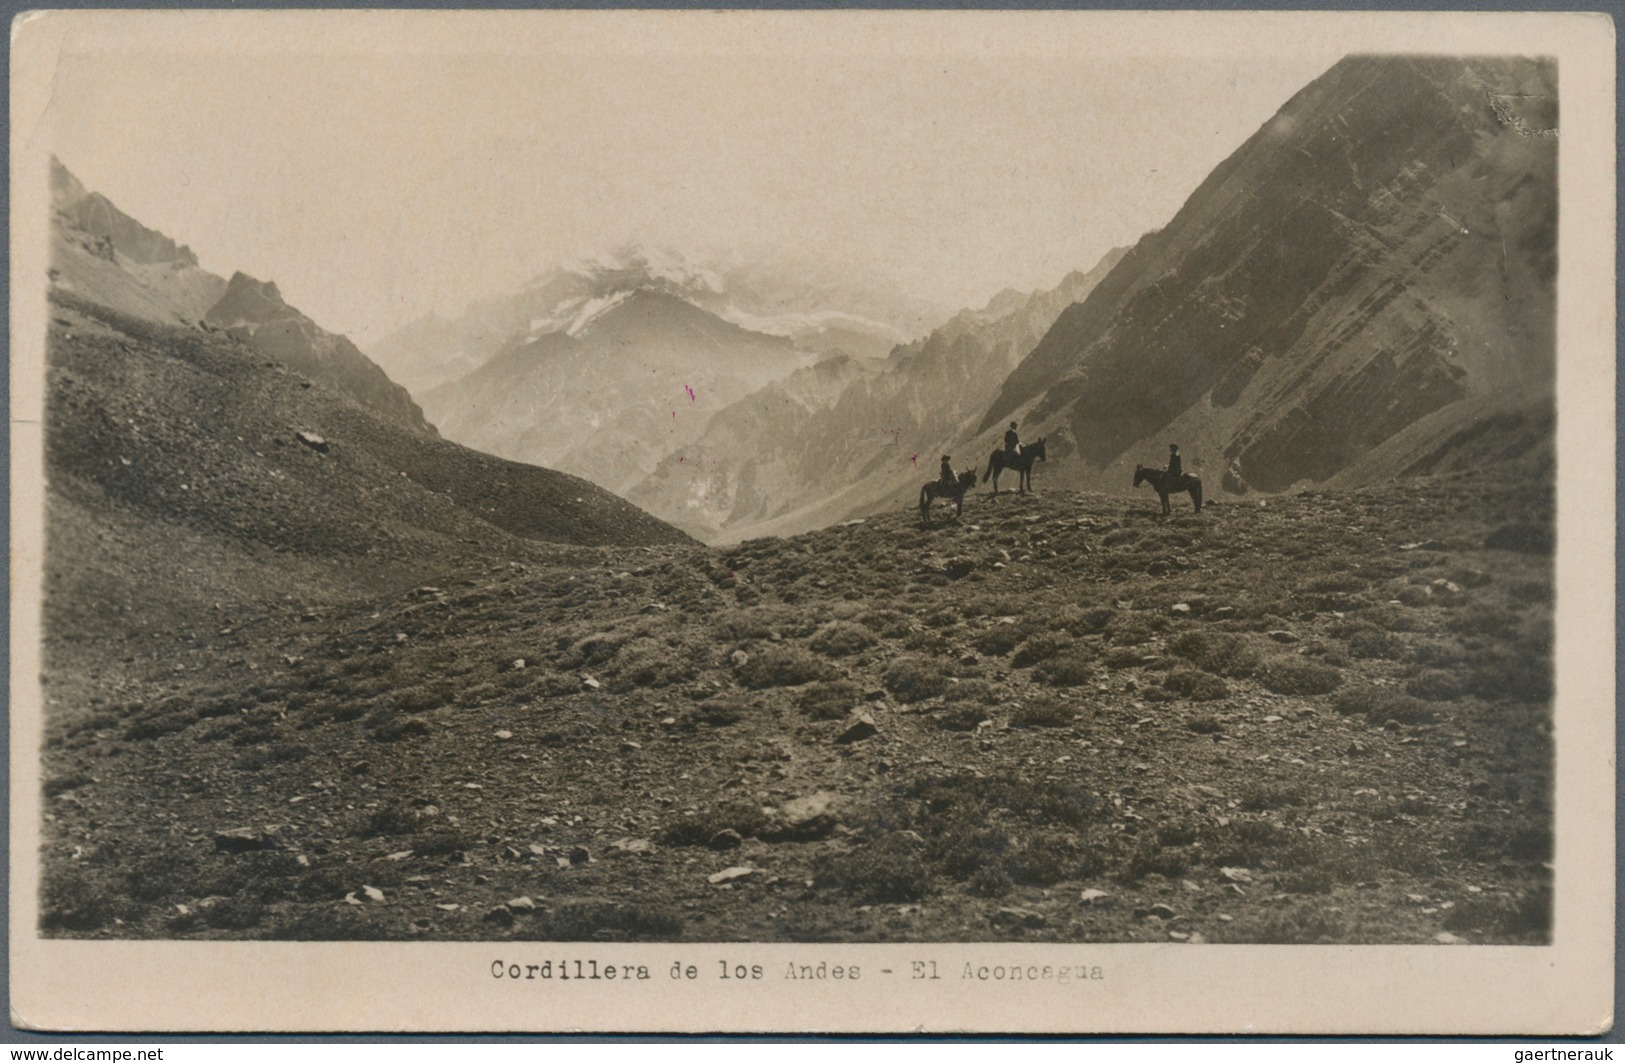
[{"left": 8, "top": 9, "right": 1614, "bottom": 1035}]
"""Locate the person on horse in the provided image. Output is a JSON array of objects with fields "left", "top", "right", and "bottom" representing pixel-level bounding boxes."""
[
  {"left": 939, "top": 455, "right": 956, "bottom": 489},
  {"left": 1166, "top": 443, "right": 1184, "bottom": 484},
  {"left": 1004, "top": 422, "right": 1022, "bottom": 459}
]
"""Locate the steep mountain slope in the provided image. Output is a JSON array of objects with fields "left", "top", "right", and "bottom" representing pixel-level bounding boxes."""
[
  {"left": 370, "top": 247, "right": 943, "bottom": 394},
  {"left": 205, "top": 272, "right": 435, "bottom": 435},
  {"left": 49, "top": 159, "right": 434, "bottom": 436},
  {"left": 979, "top": 56, "right": 1556, "bottom": 496},
  {"left": 419, "top": 289, "right": 818, "bottom": 496},
  {"left": 44, "top": 292, "right": 694, "bottom": 669},
  {"left": 630, "top": 250, "right": 1127, "bottom": 542}
]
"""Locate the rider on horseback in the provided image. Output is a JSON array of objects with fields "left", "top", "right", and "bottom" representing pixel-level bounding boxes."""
[
  {"left": 1005, "top": 422, "right": 1022, "bottom": 459},
  {"left": 939, "top": 455, "right": 956, "bottom": 489},
  {"left": 1166, "top": 443, "right": 1183, "bottom": 484}
]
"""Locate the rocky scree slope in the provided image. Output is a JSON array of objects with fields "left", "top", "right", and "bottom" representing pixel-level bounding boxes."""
[
  {"left": 41, "top": 471, "right": 1552, "bottom": 945},
  {"left": 980, "top": 56, "right": 1556, "bottom": 496},
  {"left": 43, "top": 293, "right": 693, "bottom": 679}
]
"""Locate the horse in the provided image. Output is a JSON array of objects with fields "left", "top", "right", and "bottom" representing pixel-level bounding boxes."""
[
  {"left": 1134, "top": 465, "right": 1203, "bottom": 515},
  {"left": 920, "top": 470, "right": 979, "bottom": 522},
  {"left": 983, "top": 437, "right": 1047, "bottom": 495}
]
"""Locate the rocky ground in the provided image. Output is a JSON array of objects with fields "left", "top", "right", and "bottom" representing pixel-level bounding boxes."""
[{"left": 40, "top": 462, "right": 1554, "bottom": 944}]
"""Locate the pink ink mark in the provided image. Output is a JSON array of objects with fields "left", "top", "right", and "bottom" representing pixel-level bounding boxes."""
[
  {"left": 684, "top": 384, "right": 696, "bottom": 403},
  {"left": 911, "top": 454, "right": 918, "bottom": 465}
]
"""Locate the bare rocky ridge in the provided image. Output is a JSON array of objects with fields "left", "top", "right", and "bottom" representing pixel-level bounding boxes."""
[
  {"left": 204, "top": 271, "right": 436, "bottom": 435},
  {"left": 978, "top": 56, "right": 1556, "bottom": 497},
  {"left": 50, "top": 159, "right": 434, "bottom": 437}
]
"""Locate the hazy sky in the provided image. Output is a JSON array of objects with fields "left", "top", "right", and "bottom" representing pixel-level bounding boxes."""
[{"left": 31, "top": 12, "right": 1343, "bottom": 347}]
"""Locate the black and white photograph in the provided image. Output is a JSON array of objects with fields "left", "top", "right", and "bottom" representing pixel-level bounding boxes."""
[{"left": 9, "top": 10, "right": 1613, "bottom": 1034}]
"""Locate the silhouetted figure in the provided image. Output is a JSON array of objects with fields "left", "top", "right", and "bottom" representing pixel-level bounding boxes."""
[
  {"left": 1004, "top": 422, "right": 1022, "bottom": 458},
  {"left": 939, "top": 455, "right": 956, "bottom": 488},
  {"left": 1166, "top": 444, "right": 1183, "bottom": 483}
]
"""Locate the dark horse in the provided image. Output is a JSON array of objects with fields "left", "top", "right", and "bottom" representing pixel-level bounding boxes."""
[
  {"left": 1134, "top": 465, "right": 1203, "bottom": 515},
  {"left": 920, "top": 470, "right": 979, "bottom": 522},
  {"left": 983, "top": 437, "right": 1047, "bottom": 495}
]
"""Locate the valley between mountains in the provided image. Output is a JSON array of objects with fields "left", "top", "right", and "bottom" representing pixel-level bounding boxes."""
[{"left": 35, "top": 51, "right": 1558, "bottom": 946}]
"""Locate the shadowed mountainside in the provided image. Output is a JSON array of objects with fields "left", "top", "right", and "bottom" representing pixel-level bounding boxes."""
[
  {"left": 979, "top": 56, "right": 1556, "bottom": 497},
  {"left": 44, "top": 293, "right": 694, "bottom": 670},
  {"left": 630, "top": 249, "right": 1127, "bottom": 542}
]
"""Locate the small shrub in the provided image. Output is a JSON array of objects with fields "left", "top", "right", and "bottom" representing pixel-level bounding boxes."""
[
  {"left": 808, "top": 621, "right": 879, "bottom": 658},
  {"left": 613, "top": 639, "right": 697, "bottom": 688},
  {"left": 796, "top": 680, "right": 863, "bottom": 721},
  {"left": 1186, "top": 713, "right": 1223, "bottom": 734},
  {"left": 1117, "top": 838, "right": 1189, "bottom": 882},
  {"left": 1168, "top": 630, "right": 1260, "bottom": 677},
  {"left": 884, "top": 657, "right": 949, "bottom": 703},
  {"left": 1034, "top": 652, "right": 1094, "bottom": 687},
  {"left": 941, "top": 678, "right": 998, "bottom": 704},
  {"left": 973, "top": 624, "right": 1032, "bottom": 657},
  {"left": 1332, "top": 686, "right": 1433, "bottom": 725},
  {"left": 1239, "top": 783, "right": 1306, "bottom": 812},
  {"left": 966, "top": 866, "right": 1014, "bottom": 898},
  {"left": 1163, "top": 669, "right": 1229, "bottom": 701},
  {"left": 1259, "top": 656, "right": 1342, "bottom": 695},
  {"left": 736, "top": 646, "right": 831, "bottom": 689},
  {"left": 1405, "top": 669, "right": 1463, "bottom": 702},
  {"left": 237, "top": 742, "right": 311, "bottom": 772},
  {"left": 1011, "top": 698, "right": 1076, "bottom": 728},
  {"left": 939, "top": 704, "right": 990, "bottom": 732},
  {"left": 360, "top": 802, "right": 422, "bottom": 838},
  {"left": 1012, "top": 633, "right": 1075, "bottom": 668},
  {"left": 814, "top": 836, "right": 930, "bottom": 903}
]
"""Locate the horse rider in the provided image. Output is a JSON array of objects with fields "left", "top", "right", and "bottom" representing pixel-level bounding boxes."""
[
  {"left": 1166, "top": 443, "right": 1184, "bottom": 484},
  {"left": 939, "top": 454, "right": 956, "bottom": 489},
  {"left": 1004, "top": 422, "right": 1022, "bottom": 459}
]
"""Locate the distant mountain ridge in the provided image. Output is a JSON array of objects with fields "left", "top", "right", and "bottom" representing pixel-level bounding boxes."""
[
  {"left": 419, "top": 287, "right": 821, "bottom": 497},
  {"left": 629, "top": 248, "right": 1128, "bottom": 541},
  {"left": 369, "top": 246, "right": 947, "bottom": 394},
  {"left": 978, "top": 55, "right": 1556, "bottom": 496}
]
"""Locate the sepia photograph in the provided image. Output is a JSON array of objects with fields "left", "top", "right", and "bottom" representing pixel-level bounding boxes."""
[{"left": 9, "top": 9, "right": 1613, "bottom": 1035}]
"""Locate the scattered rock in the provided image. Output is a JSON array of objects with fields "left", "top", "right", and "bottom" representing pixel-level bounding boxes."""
[
  {"left": 567, "top": 846, "right": 592, "bottom": 865},
  {"left": 707, "top": 866, "right": 755, "bottom": 885},
  {"left": 362, "top": 885, "right": 386, "bottom": 903},
  {"left": 943, "top": 557, "right": 976, "bottom": 580},
  {"left": 212, "top": 827, "right": 274, "bottom": 853},
  {"left": 771, "top": 792, "right": 842, "bottom": 840},
  {"left": 511, "top": 659, "right": 526, "bottom": 671},
  {"left": 1219, "top": 868, "right": 1254, "bottom": 883},
  {"left": 1263, "top": 714, "right": 1282, "bottom": 723},
  {"left": 1267, "top": 630, "right": 1300, "bottom": 643},
  {"left": 607, "top": 837, "right": 653, "bottom": 857},
  {"left": 835, "top": 710, "right": 879, "bottom": 745},
  {"left": 506, "top": 896, "right": 537, "bottom": 912},
  {"left": 581, "top": 675, "right": 600, "bottom": 690},
  {"left": 295, "top": 430, "right": 329, "bottom": 454},
  {"left": 483, "top": 906, "right": 515, "bottom": 927},
  {"left": 707, "top": 829, "right": 744, "bottom": 851},
  {"left": 494, "top": 730, "right": 513, "bottom": 741},
  {"left": 992, "top": 907, "right": 1047, "bottom": 929},
  {"left": 1434, "top": 931, "right": 1467, "bottom": 945},
  {"left": 730, "top": 650, "right": 751, "bottom": 669},
  {"left": 1079, "top": 888, "right": 1111, "bottom": 906},
  {"left": 1170, "top": 603, "right": 1192, "bottom": 615}
]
